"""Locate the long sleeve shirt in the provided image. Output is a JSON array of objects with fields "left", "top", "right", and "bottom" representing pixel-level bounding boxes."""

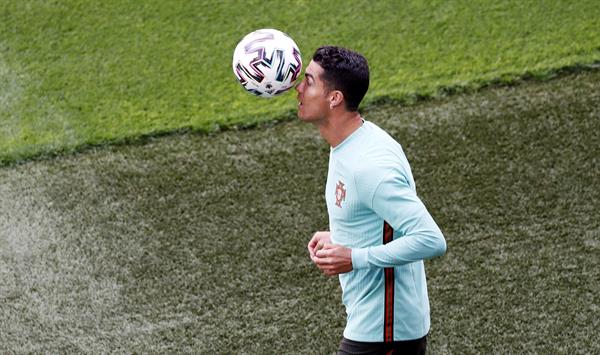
[{"left": 326, "top": 120, "right": 446, "bottom": 342}]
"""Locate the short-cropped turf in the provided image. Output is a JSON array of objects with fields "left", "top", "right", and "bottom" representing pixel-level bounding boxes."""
[
  {"left": 1, "top": 0, "right": 600, "bottom": 164},
  {"left": 1, "top": 70, "right": 598, "bottom": 353}
]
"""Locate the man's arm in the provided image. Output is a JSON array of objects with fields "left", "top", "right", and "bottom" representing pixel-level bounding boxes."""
[
  {"left": 313, "top": 170, "right": 446, "bottom": 276},
  {"left": 352, "top": 171, "right": 446, "bottom": 269}
]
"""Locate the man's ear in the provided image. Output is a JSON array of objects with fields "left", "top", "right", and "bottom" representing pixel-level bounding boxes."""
[{"left": 329, "top": 90, "right": 344, "bottom": 109}]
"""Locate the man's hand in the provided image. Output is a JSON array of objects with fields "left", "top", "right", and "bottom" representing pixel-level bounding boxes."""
[
  {"left": 314, "top": 243, "right": 353, "bottom": 276},
  {"left": 308, "top": 231, "right": 332, "bottom": 261}
]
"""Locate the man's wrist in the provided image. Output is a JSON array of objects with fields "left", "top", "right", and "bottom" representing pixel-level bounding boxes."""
[{"left": 351, "top": 247, "right": 370, "bottom": 269}]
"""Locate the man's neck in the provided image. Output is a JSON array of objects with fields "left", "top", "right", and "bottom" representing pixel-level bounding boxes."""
[{"left": 318, "top": 111, "right": 364, "bottom": 148}]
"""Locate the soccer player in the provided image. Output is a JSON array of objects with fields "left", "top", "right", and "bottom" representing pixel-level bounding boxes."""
[{"left": 297, "top": 46, "right": 447, "bottom": 355}]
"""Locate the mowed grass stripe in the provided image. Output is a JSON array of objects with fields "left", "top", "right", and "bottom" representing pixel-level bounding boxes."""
[
  {"left": 1, "top": 0, "right": 600, "bottom": 164},
  {"left": 1, "top": 71, "right": 599, "bottom": 353}
]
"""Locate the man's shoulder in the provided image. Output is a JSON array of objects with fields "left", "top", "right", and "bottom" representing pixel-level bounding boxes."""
[
  {"left": 363, "top": 120, "right": 403, "bottom": 150},
  {"left": 356, "top": 123, "right": 412, "bottom": 184},
  {"left": 334, "top": 120, "right": 406, "bottom": 175},
  {"left": 361, "top": 126, "right": 405, "bottom": 167}
]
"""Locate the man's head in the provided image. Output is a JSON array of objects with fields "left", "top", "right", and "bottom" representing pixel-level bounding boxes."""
[
  {"left": 296, "top": 46, "right": 369, "bottom": 122},
  {"left": 312, "top": 46, "right": 369, "bottom": 112}
]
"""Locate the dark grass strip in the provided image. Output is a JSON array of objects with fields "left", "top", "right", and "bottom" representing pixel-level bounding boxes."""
[{"left": 0, "top": 70, "right": 598, "bottom": 353}]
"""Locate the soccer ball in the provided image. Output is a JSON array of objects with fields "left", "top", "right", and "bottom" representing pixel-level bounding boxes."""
[{"left": 232, "top": 28, "right": 302, "bottom": 98}]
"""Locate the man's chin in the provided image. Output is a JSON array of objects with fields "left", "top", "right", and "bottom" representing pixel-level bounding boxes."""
[{"left": 297, "top": 111, "right": 307, "bottom": 121}]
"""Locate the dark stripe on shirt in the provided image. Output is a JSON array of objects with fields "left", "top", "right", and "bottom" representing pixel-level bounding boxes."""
[{"left": 383, "top": 221, "right": 394, "bottom": 343}]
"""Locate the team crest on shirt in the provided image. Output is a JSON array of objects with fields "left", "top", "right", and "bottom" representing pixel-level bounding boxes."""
[{"left": 335, "top": 180, "right": 346, "bottom": 208}]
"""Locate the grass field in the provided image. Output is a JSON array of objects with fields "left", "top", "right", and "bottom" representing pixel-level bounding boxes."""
[
  {"left": 1, "top": 70, "right": 598, "bottom": 353},
  {"left": 2, "top": 0, "right": 600, "bottom": 164},
  {"left": 2, "top": 1, "right": 600, "bottom": 353}
]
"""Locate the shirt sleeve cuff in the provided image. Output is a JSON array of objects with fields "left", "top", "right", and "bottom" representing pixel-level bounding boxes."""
[{"left": 351, "top": 247, "right": 370, "bottom": 269}]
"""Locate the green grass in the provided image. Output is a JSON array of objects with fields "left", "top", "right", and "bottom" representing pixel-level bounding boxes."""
[
  {"left": 2, "top": 0, "right": 600, "bottom": 164},
  {"left": 1, "top": 70, "right": 598, "bottom": 353}
]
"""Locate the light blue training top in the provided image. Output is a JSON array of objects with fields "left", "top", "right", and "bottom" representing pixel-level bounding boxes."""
[{"left": 326, "top": 120, "right": 446, "bottom": 342}]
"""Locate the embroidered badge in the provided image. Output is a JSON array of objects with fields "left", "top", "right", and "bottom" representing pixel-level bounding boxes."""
[{"left": 335, "top": 180, "right": 346, "bottom": 208}]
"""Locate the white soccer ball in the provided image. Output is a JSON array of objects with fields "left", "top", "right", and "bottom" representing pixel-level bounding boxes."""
[{"left": 232, "top": 28, "right": 302, "bottom": 98}]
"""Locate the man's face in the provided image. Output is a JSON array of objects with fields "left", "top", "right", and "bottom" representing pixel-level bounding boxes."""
[{"left": 295, "top": 60, "right": 331, "bottom": 123}]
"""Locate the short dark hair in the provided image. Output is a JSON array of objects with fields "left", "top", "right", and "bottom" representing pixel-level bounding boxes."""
[{"left": 312, "top": 46, "right": 369, "bottom": 112}]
